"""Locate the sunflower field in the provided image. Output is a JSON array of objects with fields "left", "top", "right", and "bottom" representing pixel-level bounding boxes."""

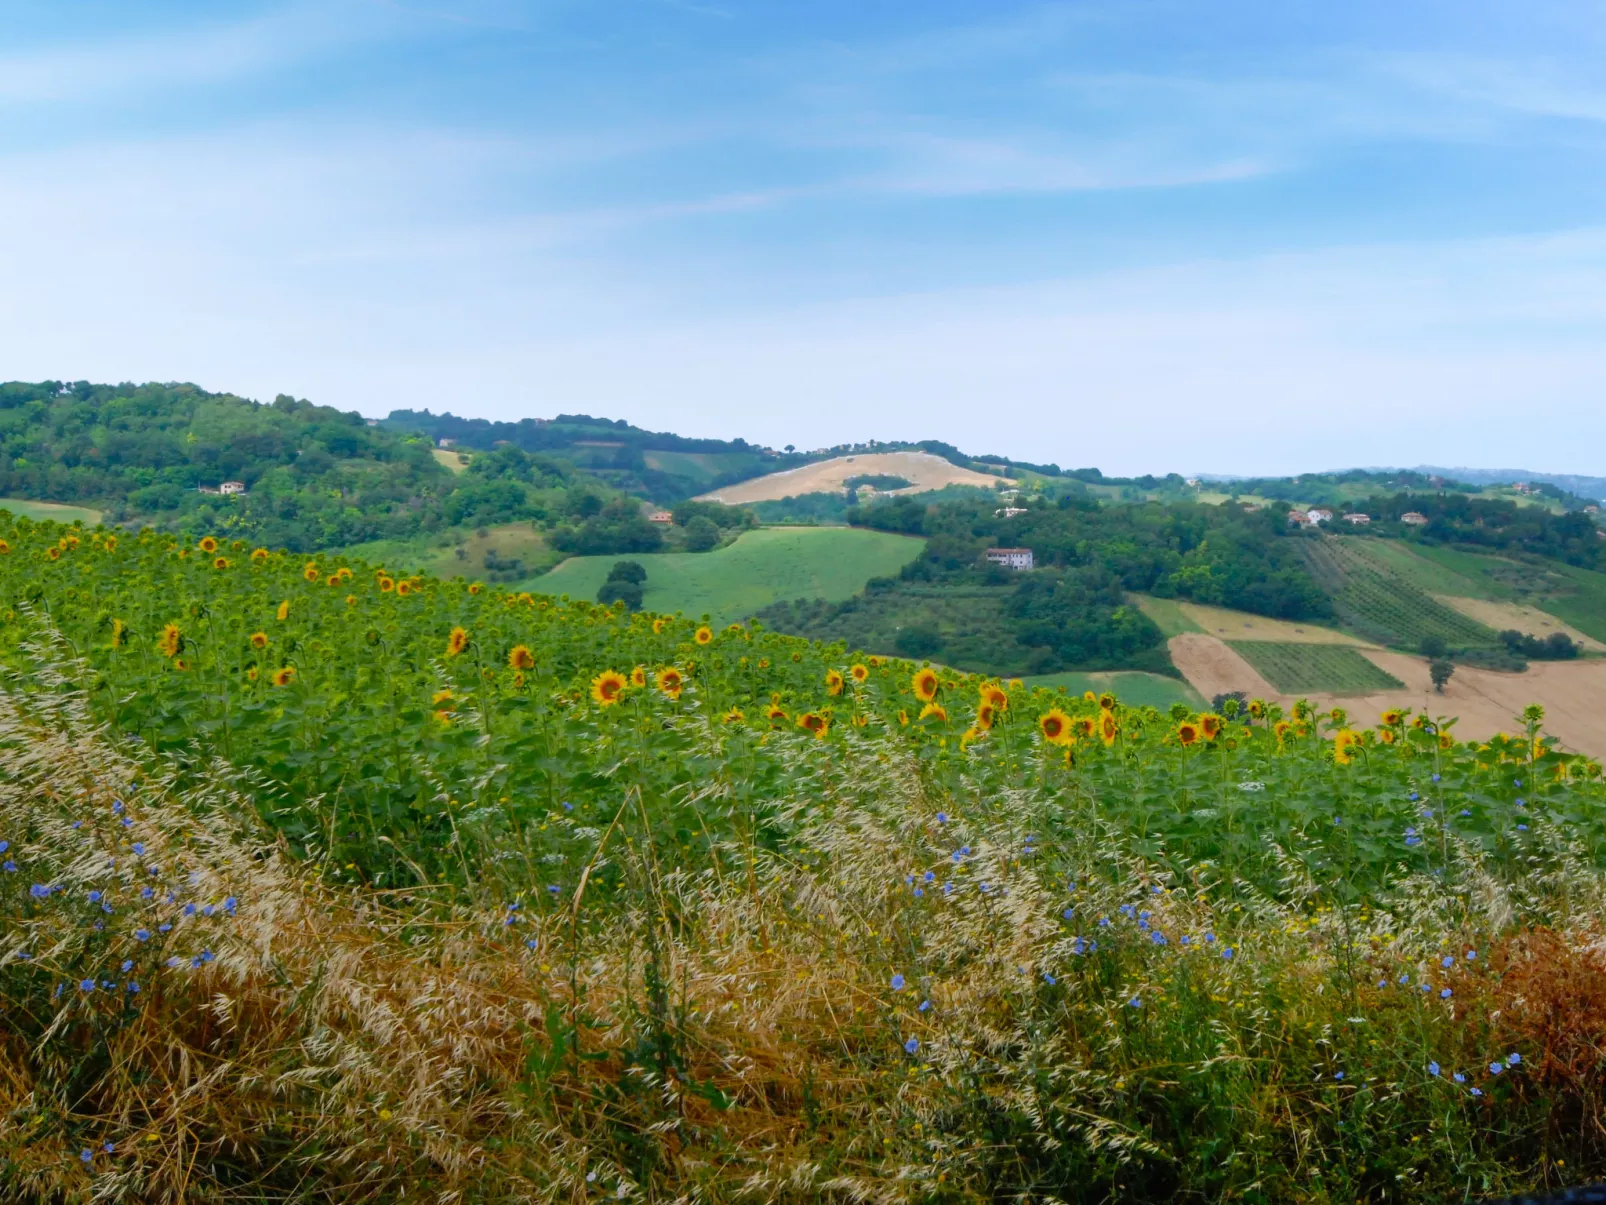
[{"left": 5, "top": 515, "right": 1606, "bottom": 1203}]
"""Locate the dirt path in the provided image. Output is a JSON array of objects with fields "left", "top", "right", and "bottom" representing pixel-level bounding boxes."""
[{"left": 1169, "top": 634, "right": 1606, "bottom": 755}]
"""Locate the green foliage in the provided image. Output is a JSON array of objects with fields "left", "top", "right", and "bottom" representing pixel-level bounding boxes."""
[
  {"left": 1430, "top": 657, "right": 1456, "bottom": 692},
  {"left": 1500, "top": 629, "right": 1579, "bottom": 660},
  {"left": 0, "top": 381, "right": 620, "bottom": 553},
  {"left": 1230, "top": 642, "right": 1406, "bottom": 694},
  {"left": 1365, "top": 492, "right": 1606, "bottom": 569},
  {"left": 549, "top": 500, "right": 664, "bottom": 556}
]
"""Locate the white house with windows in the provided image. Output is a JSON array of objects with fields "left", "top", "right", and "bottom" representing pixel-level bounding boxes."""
[
  {"left": 220, "top": 481, "right": 247, "bottom": 495},
  {"left": 984, "top": 547, "right": 1034, "bottom": 571}
]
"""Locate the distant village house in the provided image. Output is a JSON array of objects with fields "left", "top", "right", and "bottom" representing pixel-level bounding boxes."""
[
  {"left": 437, "top": 438, "right": 457, "bottom": 449},
  {"left": 1307, "top": 508, "right": 1334, "bottom": 524},
  {"left": 1401, "top": 511, "right": 1429, "bottom": 526},
  {"left": 994, "top": 506, "right": 1027, "bottom": 518},
  {"left": 647, "top": 510, "right": 674, "bottom": 524},
  {"left": 220, "top": 481, "right": 246, "bottom": 495},
  {"left": 1343, "top": 512, "right": 1371, "bottom": 525},
  {"left": 984, "top": 547, "right": 1034, "bottom": 571}
]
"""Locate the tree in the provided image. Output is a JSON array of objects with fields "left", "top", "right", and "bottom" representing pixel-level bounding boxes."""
[
  {"left": 1419, "top": 634, "right": 1448, "bottom": 659},
  {"left": 1430, "top": 658, "right": 1455, "bottom": 693},
  {"left": 605, "top": 560, "right": 647, "bottom": 585},
  {"left": 683, "top": 515, "right": 720, "bottom": 552}
]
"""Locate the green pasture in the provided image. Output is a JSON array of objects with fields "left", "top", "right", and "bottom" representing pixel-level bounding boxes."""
[
  {"left": 341, "top": 522, "right": 564, "bottom": 582},
  {"left": 1025, "top": 669, "right": 1205, "bottom": 709},
  {"left": 1130, "top": 594, "right": 1204, "bottom": 637},
  {"left": 528, "top": 526, "right": 925, "bottom": 625},
  {"left": 0, "top": 497, "right": 103, "bottom": 525}
]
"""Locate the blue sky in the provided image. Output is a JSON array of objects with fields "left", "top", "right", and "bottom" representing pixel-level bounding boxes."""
[{"left": 2, "top": 1, "right": 1605, "bottom": 474}]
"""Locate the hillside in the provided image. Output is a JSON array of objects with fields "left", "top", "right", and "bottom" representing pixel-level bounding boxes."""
[
  {"left": 4, "top": 510, "right": 1606, "bottom": 1201},
  {"left": 695, "top": 451, "right": 1007, "bottom": 505}
]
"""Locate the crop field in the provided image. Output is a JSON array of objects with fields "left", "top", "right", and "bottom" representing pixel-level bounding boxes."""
[
  {"left": 5, "top": 514, "right": 1606, "bottom": 1202},
  {"left": 1130, "top": 594, "right": 1203, "bottom": 637},
  {"left": 1229, "top": 640, "right": 1406, "bottom": 694},
  {"left": 1300, "top": 537, "right": 1499, "bottom": 648},
  {"left": 696, "top": 451, "right": 1005, "bottom": 504},
  {"left": 1355, "top": 538, "right": 1508, "bottom": 600},
  {"left": 529, "top": 526, "right": 924, "bottom": 624}
]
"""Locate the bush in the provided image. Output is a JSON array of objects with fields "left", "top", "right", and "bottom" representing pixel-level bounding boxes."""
[{"left": 1501, "top": 629, "right": 1580, "bottom": 660}]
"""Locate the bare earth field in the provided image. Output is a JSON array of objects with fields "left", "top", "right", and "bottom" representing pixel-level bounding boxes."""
[
  {"left": 1434, "top": 595, "right": 1606, "bottom": 652},
  {"left": 1169, "top": 633, "right": 1606, "bottom": 755},
  {"left": 696, "top": 451, "right": 1008, "bottom": 504}
]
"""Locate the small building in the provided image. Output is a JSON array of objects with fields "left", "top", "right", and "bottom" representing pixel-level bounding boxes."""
[
  {"left": 994, "top": 506, "right": 1027, "bottom": 518},
  {"left": 196, "top": 485, "right": 221, "bottom": 496},
  {"left": 1185, "top": 477, "right": 1201, "bottom": 488},
  {"left": 1287, "top": 511, "right": 1311, "bottom": 526},
  {"left": 220, "top": 481, "right": 247, "bottom": 496},
  {"left": 1307, "top": 508, "right": 1334, "bottom": 524},
  {"left": 437, "top": 437, "right": 457, "bottom": 449},
  {"left": 647, "top": 510, "right": 674, "bottom": 524},
  {"left": 1343, "top": 512, "right": 1370, "bottom": 525},
  {"left": 1585, "top": 504, "right": 1601, "bottom": 515},
  {"left": 1512, "top": 481, "right": 1532, "bottom": 494},
  {"left": 1401, "top": 511, "right": 1429, "bottom": 526},
  {"left": 984, "top": 547, "right": 1034, "bottom": 571}
]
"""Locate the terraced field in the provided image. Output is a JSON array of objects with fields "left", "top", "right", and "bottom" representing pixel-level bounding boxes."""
[
  {"left": 1298, "top": 538, "right": 1499, "bottom": 649},
  {"left": 1228, "top": 640, "right": 1405, "bottom": 694}
]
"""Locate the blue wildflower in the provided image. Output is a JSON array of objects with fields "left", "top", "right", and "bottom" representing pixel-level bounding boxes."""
[
  {"left": 1222, "top": 947, "right": 1235, "bottom": 960},
  {"left": 1454, "top": 1072, "right": 1465, "bottom": 1083},
  {"left": 104, "top": 1142, "right": 115, "bottom": 1154},
  {"left": 0, "top": 839, "right": 6, "bottom": 852},
  {"left": 112, "top": 800, "right": 123, "bottom": 814},
  {"left": 121, "top": 960, "right": 133, "bottom": 973},
  {"left": 1442, "top": 956, "right": 1454, "bottom": 968},
  {"left": 942, "top": 883, "right": 953, "bottom": 895},
  {"left": 918, "top": 999, "right": 931, "bottom": 1012},
  {"left": 913, "top": 887, "right": 924, "bottom": 897},
  {"left": 1150, "top": 931, "right": 1167, "bottom": 945},
  {"left": 132, "top": 842, "right": 145, "bottom": 855},
  {"left": 1441, "top": 988, "right": 1453, "bottom": 998},
  {"left": 1044, "top": 972, "right": 1056, "bottom": 985},
  {"left": 1508, "top": 1051, "right": 1521, "bottom": 1065},
  {"left": 923, "top": 871, "right": 935, "bottom": 883},
  {"left": 1128, "top": 996, "right": 1141, "bottom": 1007},
  {"left": 979, "top": 882, "right": 991, "bottom": 893},
  {"left": 935, "top": 812, "right": 948, "bottom": 824},
  {"left": 224, "top": 896, "right": 237, "bottom": 913},
  {"left": 960, "top": 845, "right": 971, "bottom": 855},
  {"left": 1471, "top": 1087, "right": 1483, "bottom": 1097},
  {"left": 1180, "top": 934, "right": 1191, "bottom": 946},
  {"left": 890, "top": 973, "right": 906, "bottom": 991},
  {"left": 79, "top": 979, "right": 94, "bottom": 992},
  {"left": 1071, "top": 937, "right": 1085, "bottom": 955},
  {"left": 525, "top": 938, "right": 538, "bottom": 949},
  {"left": 2, "top": 861, "right": 13, "bottom": 873},
  {"left": 1063, "top": 908, "right": 1074, "bottom": 920},
  {"left": 1518, "top": 824, "right": 1529, "bottom": 832},
  {"left": 1204, "top": 932, "right": 1215, "bottom": 944},
  {"left": 72, "top": 820, "right": 82, "bottom": 829},
  {"left": 80, "top": 1149, "right": 93, "bottom": 1164},
  {"left": 1490, "top": 1061, "right": 1503, "bottom": 1074},
  {"left": 1432, "top": 773, "right": 1441, "bottom": 783},
  {"left": 547, "top": 885, "right": 560, "bottom": 895},
  {"left": 1428, "top": 1061, "right": 1441, "bottom": 1076},
  {"left": 158, "top": 923, "right": 171, "bottom": 933},
  {"left": 1099, "top": 917, "right": 1111, "bottom": 927},
  {"left": 128, "top": 981, "right": 140, "bottom": 993},
  {"left": 88, "top": 890, "right": 102, "bottom": 903},
  {"left": 1334, "top": 1071, "right": 1344, "bottom": 1080},
  {"left": 183, "top": 903, "right": 196, "bottom": 916},
  {"left": 904, "top": 1037, "right": 919, "bottom": 1054},
  {"left": 1467, "top": 950, "right": 1477, "bottom": 960}
]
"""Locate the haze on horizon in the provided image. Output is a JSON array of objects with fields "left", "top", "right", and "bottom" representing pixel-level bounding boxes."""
[{"left": 2, "top": 1, "right": 1604, "bottom": 478}]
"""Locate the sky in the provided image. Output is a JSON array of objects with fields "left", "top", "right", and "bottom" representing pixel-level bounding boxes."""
[{"left": 2, "top": 1, "right": 1605, "bottom": 475}]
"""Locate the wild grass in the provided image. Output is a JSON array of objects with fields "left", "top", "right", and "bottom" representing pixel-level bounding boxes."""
[{"left": 5, "top": 641, "right": 1606, "bottom": 1202}]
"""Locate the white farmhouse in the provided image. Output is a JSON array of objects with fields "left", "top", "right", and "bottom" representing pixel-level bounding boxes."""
[{"left": 984, "top": 547, "right": 1034, "bottom": 571}]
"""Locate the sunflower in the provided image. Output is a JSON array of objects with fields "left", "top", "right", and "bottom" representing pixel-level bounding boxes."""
[
  {"left": 276, "top": 600, "right": 290, "bottom": 622},
  {"left": 652, "top": 618, "right": 668, "bottom": 635},
  {"left": 1073, "top": 716, "right": 1096, "bottom": 739},
  {"left": 758, "top": 658, "right": 770, "bottom": 670},
  {"left": 1099, "top": 709, "right": 1118, "bottom": 746},
  {"left": 767, "top": 704, "right": 788, "bottom": 723},
  {"left": 379, "top": 576, "right": 395, "bottom": 593},
  {"left": 1038, "top": 709, "right": 1071, "bottom": 744},
  {"left": 723, "top": 707, "right": 744, "bottom": 725},
  {"left": 213, "top": 556, "right": 229, "bottom": 570},
  {"left": 1098, "top": 693, "right": 1117, "bottom": 712},
  {"left": 657, "top": 667, "right": 684, "bottom": 699},
  {"left": 981, "top": 683, "right": 1009, "bottom": 712},
  {"left": 1439, "top": 732, "right": 1455, "bottom": 750},
  {"left": 912, "top": 668, "right": 940, "bottom": 702},
  {"left": 591, "top": 670, "right": 627, "bottom": 706},
  {"left": 1248, "top": 699, "right": 1266, "bottom": 719},
  {"left": 468, "top": 582, "right": 482, "bottom": 595},
  {"left": 445, "top": 627, "right": 470, "bottom": 658},
  {"left": 1333, "top": 729, "right": 1362, "bottom": 765},
  {"left": 918, "top": 702, "right": 948, "bottom": 723},
  {"left": 327, "top": 574, "right": 342, "bottom": 587},
  {"left": 1380, "top": 708, "right": 1404, "bottom": 728},
  {"left": 251, "top": 548, "right": 268, "bottom": 564},
  {"left": 1176, "top": 720, "right": 1201, "bottom": 746},
  {"left": 960, "top": 725, "right": 987, "bottom": 748},
  {"left": 629, "top": 665, "right": 647, "bottom": 688},
  {"left": 397, "top": 581, "right": 413, "bottom": 597},
  {"left": 173, "top": 657, "right": 189, "bottom": 671},
  {"left": 103, "top": 536, "right": 116, "bottom": 552},
  {"left": 109, "top": 618, "right": 127, "bottom": 649},
  {"left": 1199, "top": 713, "right": 1223, "bottom": 740},
  {"left": 505, "top": 644, "right": 536, "bottom": 671},
  {"left": 158, "top": 622, "right": 182, "bottom": 658},
  {"left": 850, "top": 663, "right": 869, "bottom": 683},
  {"left": 1083, "top": 691, "right": 1096, "bottom": 704},
  {"left": 250, "top": 631, "right": 268, "bottom": 650},
  {"left": 975, "top": 702, "right": 996, "bottom": 730},
  {"left": 796, "top": 711, "right": 830, "bottom": 738},
  {"left": 198, "top": 537, "right": 218, "bottom": 554},
  {"left": 898, "top": 710, "right": 910, "bottom": 726},
  {"left": 271, "top": 666, "right": 296, "bottom": 687},
  {"left": 825, "top": 669, "right": 845, "bottom": 696},
  {"left": 0, "top": 540, "right": 9, "bottom": 555},
  {"left": 1329, "top": 707, "right": 1348, "bottom": 726},
  {"left": 432, "top": 689, "right": 455, "bottom": 708},
  {"left": 1274, "top": 720, "right": 1292, "bottom": 743},
  {"left": 245, "top": 667, "right": 259, "bottom": 682},
  {"left": 46, "top": 547, "right": 60, "bottom": 561},
  {"left": 694, "top": 626, "right": 713, "bottom": 645},
  {"left": 346, "top": 594, "right": 357, "bottom": 606},
  {"left": 852, "top": 712, "right": 869, "bottom": 728}
]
